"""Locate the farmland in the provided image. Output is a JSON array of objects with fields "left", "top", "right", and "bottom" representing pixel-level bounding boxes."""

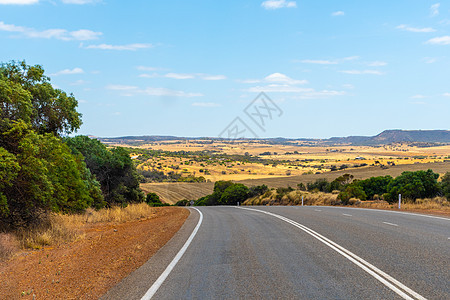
[{"left": 119, "top": 138, "right": 450, "bottom": 203}]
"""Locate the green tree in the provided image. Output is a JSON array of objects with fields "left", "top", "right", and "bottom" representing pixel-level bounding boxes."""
[
  {"left": 0, "top": 61, "right": 99, "bottom": 229},
  {"left": 338, "top": 185, "right": 367, "bottom": 204},
  {"left": 65, "top": 136, "right": 144, "bottom": 207},
  {"left": 354, "top": 175, "right": 393, "bottom": 200},
  {"left": 219, "top": 183, "right": 249, "bottom": 205},
  {"left": 1, "top": 61, "right": 82, "bottom": 136},
  {"left": 384, "top": 169, "right": 440, "bottom": 203},
  {"left": 441, "top": 172, "right": 450, "bottom": 200},
  {"left": 0, "top": 120, "right": 102, "bottom": 229}
]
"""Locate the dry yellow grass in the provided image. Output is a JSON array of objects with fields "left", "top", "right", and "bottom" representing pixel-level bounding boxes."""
[
  {"left": 10, "top": 203, "right": 156, "bottom": 251},
  {"left": 244, "top": 190, "right": 450, "bottom": 215}
]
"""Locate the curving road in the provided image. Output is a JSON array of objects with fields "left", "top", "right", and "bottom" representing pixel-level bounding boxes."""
[{"left": 102, "top": 206, "right": 450, "bottom": 300}]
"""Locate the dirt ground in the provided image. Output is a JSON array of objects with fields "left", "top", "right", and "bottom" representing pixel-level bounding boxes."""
[{"left": 0, "top": 207, "right": 189, "bottom": 300}]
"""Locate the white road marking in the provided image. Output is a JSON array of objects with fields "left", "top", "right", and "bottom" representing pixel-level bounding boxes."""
[
  {"left": 383, "top": 222, "right": 398, "bottom": 227},
  {"left": 239, "top": 207, "right": 427, "bottom": 300},
  {"left": 342, "top": 213, "right": 352, "bottom": 217},
  {"left": 314, "top": 209, "right": 322, "bottom": 212},
  {"left": 141, "top": 207, "right": 203, "bottom": 300},
  {"left": 317, "top": 206, "right": 449, "bottom": 221}
]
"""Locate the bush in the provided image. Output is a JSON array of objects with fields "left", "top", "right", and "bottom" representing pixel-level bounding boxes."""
[{"left": 384, "top": 169, "right": 440, "bottom": 203}]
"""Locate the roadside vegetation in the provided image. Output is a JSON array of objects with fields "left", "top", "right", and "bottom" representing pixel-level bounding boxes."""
[
  {"left": 194, "top": 170, "right": 450, "bottom": 213},
  {"left": 0, "top": 61, "right": 148, "bottom": 258}
]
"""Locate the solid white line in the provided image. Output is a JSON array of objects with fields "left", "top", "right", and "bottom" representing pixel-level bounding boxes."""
[
  {"left": 342, "top": 213, "right": 352, "bottom": 217},
  {"left": 238, "top": 207, "right": 426, "bottom": 300},
  {"left": 141, "top": 207, "right": 203, "bottom": 300},
  {"left": 383, "top": 222, "right": 399, "bottom": 227}
]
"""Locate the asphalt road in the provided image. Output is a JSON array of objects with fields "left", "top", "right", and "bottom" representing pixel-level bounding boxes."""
[{"left": 103, "top": 206, "right": 450, "bottom": 300}]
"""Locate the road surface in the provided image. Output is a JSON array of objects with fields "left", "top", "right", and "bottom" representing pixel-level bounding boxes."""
[{"left": 102, "top": 206, "right": 449, "bottom": 299}]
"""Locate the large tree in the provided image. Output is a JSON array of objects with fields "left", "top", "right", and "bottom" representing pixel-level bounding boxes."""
[
  {"left": 0, "top": 61, "right": 101, "bottom": 229},
  {"left": 65, "top": 136, "right": 144, "bottom": 207}
]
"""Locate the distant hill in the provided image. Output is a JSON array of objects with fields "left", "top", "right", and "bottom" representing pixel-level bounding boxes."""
[
  {"left": 99, "top": 130, "right": 450, "bottom": 146},
  {"left": 327, "top": 130, "right": 450, "bottom": 145}
]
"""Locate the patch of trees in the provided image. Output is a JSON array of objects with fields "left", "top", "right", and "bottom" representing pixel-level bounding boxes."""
[
  {"left": 65, "top": 136, "right": 144, "bottom": 207},
  {"left": 138, "top": 169, "right": 206, "bottom": 183},
  {"left": 302, "top": 169, "right": 447, "bottom": 204},
  {"left": 195, "top": 181, "right": 268, "bottom": 206},
  {"left": 0, "top": 61, "right": 143, "bottom": 229}
]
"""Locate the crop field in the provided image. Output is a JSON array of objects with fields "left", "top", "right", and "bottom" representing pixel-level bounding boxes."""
[
  {"left": 140, "top": 161, "right": 450, "bottom": 203},
  {"left": 129, "top": 140, "right": 450, "bottom": 183}
]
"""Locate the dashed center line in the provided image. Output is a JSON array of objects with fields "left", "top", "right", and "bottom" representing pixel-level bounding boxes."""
[
  {"left": 342, "top": 213, "right": 352, "bottom": 217},
  {"left": 383, "top": 222, "right": 398, "bottom": 227}
]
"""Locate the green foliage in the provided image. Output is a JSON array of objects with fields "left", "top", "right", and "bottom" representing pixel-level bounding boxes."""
[
  {"left": 0, "top": 120, "right": 102, "bottom": 229},
  {"left": 145, "top": 192, "right": 169, "bottom": 206},
  {"left": 248, "top": 184, "right": 269, "bottom": 197},
  {"left": 353, "top": 176, "right": 393, "bottom": 199},
  {"left": 307, "top": 178, "right": 330, "bottom": 192},
  {"left": 0, "top": 61, "right": 101, "bottom": 229},
  {"left": 0, "top": 61, "right": 82, "bottom": 136},
  {"left": 384, "top": 169, "right": 440, "bottom": 203},
  {"left": 219, "top": 183, "right": 249, "bottom": 205},
  {"left": 174, "top": 199, "right": 190, "bottom": 206},
  {"left": 146, "top": 192, "right": 160, "bottom": 204},
  {"left": 65, "top": 136, "right": 144, "bottom": 207},
  {"left": 195, "top": 181, "right": 250, "bottom": 206},
  {"left": 441, "top": 172, "right": 450, "bottom": 200},
  {"left": 338, "top": 185, "right": 367, "bottom": 204},
  {"left": 297, "top": 183, "right": 306, "bottom": 191}
]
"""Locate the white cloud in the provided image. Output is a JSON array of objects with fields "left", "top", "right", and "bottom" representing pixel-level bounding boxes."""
[
  {"left": 0, "top": 21, "right": 101, "bottom": 40},
  {"left": 86, "top": 43, "right": 152, "bottom": 50},
  {"left": 0, "top": 0, "right": 37, "bottom": 4},
  {"left": 423, "top": 57, "right": 437, "bottom": 63},
  {"left": 51, "top": 67, "right": 84, "bottom": 76},
  {"left": 140, "top": 72, "right": 227, "bottom": 81},
  {"left": 367, "top": 61, "right": 387, "bottom": 67},
  {"left": 201, "top": 74, "right": 227, "bottom": 80},
  {"left": 106, "top": 85, "right": 202, "bottom": 97},
  {"left": 261, "top": 0, "right": 296, "bottom": 10},
  {"left": 426, "top": 36, "right": 450, "bottom": 45},
  {"left": 165, "top": 73, "right": 195, "bottom": 79},
  {"left": 248, "top": 85, "right": 345, "bottom": 98},
  {"left": 443, "top": 93, "right": 450, "bottom": 97},
  {"left": 106, "top": 85, "right": 138, "bottom": 90},
  {"left": 411, "top": 94, "right": 427, "bottom": 99},
  {"left": 143, "top": 87, "right": 203, "bottom": 97},
  {"left": 342, "top": 56, "right": 360, "bottom": 61},
  {"left": 299, "top": 59, "right": 337, "bottom": 65},
  {"left": 340, "top": 70, "right": 384, "bottom": 75},
  {"left": 192, "top": 102, "right": 221, "bottom": 107},
  {"left": 396, "top": 24, "right": 436, "bottom": 33},
  {"left": 264, "top": 72, "right": 308, "bottom": 85},
  {"left": 331, "top": 11, "right": 345, "bottom": 16},
  {"left": 138, "top": 73, "right": 159, "bottom": 78},
  {"left": 430, "top": 3, "right": 440, "bottom": 17}
]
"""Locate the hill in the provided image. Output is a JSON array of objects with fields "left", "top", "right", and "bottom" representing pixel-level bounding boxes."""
[{"left": 99, "top": 130, "right": 450, "bottom": 146}]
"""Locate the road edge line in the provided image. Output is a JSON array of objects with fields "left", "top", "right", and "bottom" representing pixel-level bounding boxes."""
[
  {"left": 141, "top": 207, "right": 203, "bottom": 300},
  {"left": 238, "top": 207, "right": 427, "bottom": 300}
]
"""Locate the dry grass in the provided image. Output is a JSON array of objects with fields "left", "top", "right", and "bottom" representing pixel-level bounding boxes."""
[
  {"left": 244, "top": 190, "right": 339, "bottom": 206},
  {"left": 0, "top": 232, "right": 19, "bottom": 261},
  {"left": 7, "top": 203, "right": 156, "bottom": 254},
  {"left": 244, "top": 190, "right": 450, "bottom": 215}
]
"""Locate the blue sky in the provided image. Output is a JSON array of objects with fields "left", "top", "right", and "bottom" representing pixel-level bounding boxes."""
[{"left": 1, "top": 0, "right": 449, "bottom": 138}]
